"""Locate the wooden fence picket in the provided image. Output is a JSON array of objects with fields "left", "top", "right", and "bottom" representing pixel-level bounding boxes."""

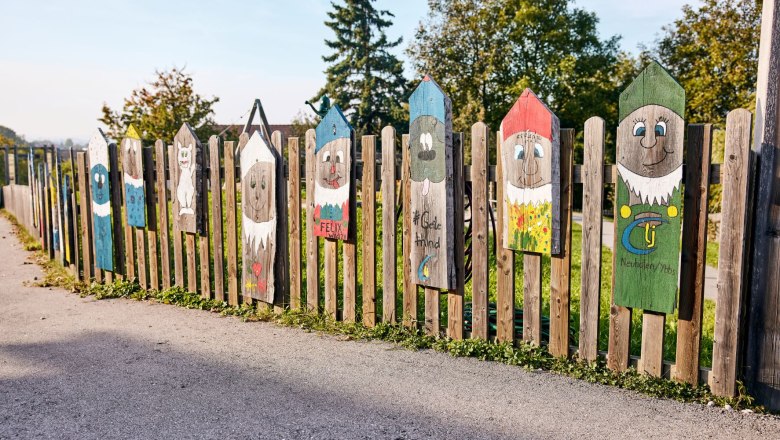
[
  {"left": 224, "top": 140, "right": 239, "bottom": 306},
  {"left": 305, "top": 129, "right": 319, "bottom": 312},
  {"left": 449, "top": 132, "right": 465, "bottom": 340},
  {"left": 579, "top": 118, "right": 605, "bottom": 362},
  {"left": 108, "top": 142, "right": 123, "bottom": 282},
  {"left": 143, "top": 147, "right": 159, "bottom": 291},
  {"left": 471, "top": 123, "right": 489, "bottom": 340},
  {"left": 208, "top": 136, "right": 225, "bottom": 301},
  {"left": 155, "top": 140, "right": 171, "bottom": 290},
  {"left": 675, "top": 124, "right": 713, "bottom": 384},
  {"left": 288, "top": 137, "right": 302, "bottom": 309},
  {"left": 272, "top": 130, "right": 289, "bottom": 312},
  {"left": 401, "top": 133, "right": 416, "bottom": 328},
  {"left": 361, "top": 135, "right": 376, "bottom": 325},
  {"left": 495, "top": 132, "right": 515, "bottom": 343},
  {"left": 343, "top": 131, "right": 358, "bottom": 322},
  {"left": 169, "top": 145, "right": 184, "bottom": 288},
  {"left": 381, "top": 127, "right": 397, "bottom": 323},
  {"left": 76, "top": 152, "right": 93, "bottom": 281}
]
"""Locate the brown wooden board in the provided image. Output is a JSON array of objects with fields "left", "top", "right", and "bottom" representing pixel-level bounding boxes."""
[
  {"left": 77, "top": 152, "right": 93, "bottom": 280},
  {"left": 239, "top": 131, "right": 278, "bottom": 304},
  {"left": 614, "top": 61, "right": 685, "bottom": 314},
  {"left": 579, "top": 117, "right": 605, "bottom": 362},
  {"left": 495, "top": 131, "right": 515, "bottom": 343},
  {"left": 208, "top": 136, "right": 225, "bottom": 301},
  {"left": 499, "top": 89, "right": 561, "bottom": 255},
  {"left": 224, "top": 141, "right": 239, "bottom": 306},
  {"left": 549, "top": 128, "right": 573, "bottom": 357},
  {"left": 381, "top": 127, "right": 397, "bottom": 323},
  {"left": 471, "top": 123, "right": 489, "bottom": 340},
  {"left": 361, "top": 135, "right": 376, "bottom": 325},
  {"left": 155, "top": 140, "right": 171, "bottom": 289},
  {"left": 401, "top": 133, "right": 416, "bottom": 328},
  {"left": 448, "top": 132, "right": 465, "bottom": 340},
  {"left": 675, "top": 124, "right": 712, "bottom": 384},
  {"left": 169, "top": 145, "right": 184, "bottom": 287},
  {"left": 107, "top": 142, "right": 124, "bottom": 279},
  {"left": 288, "top": 137, "right": 302, "bottom": 309},
  {"left": 409, "top": 75, "right": 455, "bottom": 290},
  {"left": 172, "top": 123, "right": 203, "bottom": 234},
  {"left": 313, "top": 106, "right": 353, "bottom": 241},
  {"left": 305, "top": 129, "right": 320, "bottom": 311},
  {"left": 143, "top": 146, "right": 159, "bottom": 290},
  {"left": 271, "top": 130, "right": 289, "bottom": 312}
]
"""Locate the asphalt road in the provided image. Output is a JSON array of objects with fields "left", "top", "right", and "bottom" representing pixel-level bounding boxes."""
[{"left": 1, "top": 216, "right": 778, "bottom": 439}]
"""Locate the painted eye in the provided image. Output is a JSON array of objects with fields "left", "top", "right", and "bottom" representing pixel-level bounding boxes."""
[
  {"left": 261, "top": 176, "right": 266, "bottom": 190},
  {"left": 533, "top": 143, "right": 544, "bottom": 158},
  {"left": 655, "top": 121, "right": 667, "bottom": 136},
  {"left": 335, "top": 151, "right": 344, "bottom": 163},
  {"left": 514, "top": 145, "right": 525, "bottom": 160},
  {"left": 94, "top": 174, "right": 99, "bottom": 183},
  {"left": 633, "top": 121, "right": 646, "bottom": 136},
  {"left": 322, "top": 151, "right": 331, "bottom": 162},
  {"left": 250, "top": 177, "right": 256, "bottom": 189}
]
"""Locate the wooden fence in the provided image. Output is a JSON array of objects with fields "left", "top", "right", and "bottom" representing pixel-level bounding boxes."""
[{"left": 0, "top": 110, "right": 755, "bottom": 398}]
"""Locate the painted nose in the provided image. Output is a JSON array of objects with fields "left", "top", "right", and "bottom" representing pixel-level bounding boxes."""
[
  {"left": 640, "top": 130, "right": 657, "bottom": 149},
  {"left": 330, "top": 163, "right": 336, "bottom": 173}
]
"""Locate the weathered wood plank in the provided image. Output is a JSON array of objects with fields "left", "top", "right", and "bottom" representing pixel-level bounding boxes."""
[
  {"left": 712, "top": 109, "right": 753, "bottom": 396},
  {"left": 88, "top": 129, "right": 114, "bottom": 273},
  {"left": 288, "top": 137, "right": 302, "bottom": 310},
  {"left": 76, "top": 152, "right": 93, "bottom": 281},
  {"left": 343, "top": 130, "right": 358, "bottom": 321},
  {"left": 523, "top": 253, "right": 542, "bottom": 344},
  {"left": 640, "top": 312, "right": 665, "bottom": 376},
  {"left": 169, "top": 144, "right": 184, "bottom": 288},
  {"left": 305, "top": 129, "right": 320, "bottom": 312},
  {"left": 401, "top": 133, "right": 416, "bottom": 328},
  {"left": 136, "top": 228, "right": 147, "bottom": 289},
  {"left": 185, "top": 233, "right": 197, "bottom": 292},
  {"left": 471, "top": 123, "right": 489, "bottom": 340},
  {"left": 224, "top": 141, "right": 239, "bottom": 306},
  {"left": 579, "top": 117, "right": 605, "bottom": 362},
  {"left": 208, "top": 136, "right": 225, "bottom": 301},
  {"left": 549, "top": 128, "right": 574, "bottom": 357},
  {"left": 198, "top": 200, "right": 211, "bottom": 299},
  {"left": 360, "top": 135, "right": 376, "bottom": 326},
  {"left": 448, "top": 132, "right": 465, "bottom": 340},
  {"left": 381, "top": 127, "right": 397, "bottom": 323},
  {"left": 495, "top": 132, "right": 515, "bottom": 343},
  {"left": 271, "top": 130, "right": 289, "bottom": 312},
  {"left": 424, "top": 287, "right": 439, "bottom": 336},
  {"left": 324, "top": 239, "right": 337, "bottom": 318},
  {"left": 675, "top": 124, "right": 713, "bottom": 384},
  {"left": 172, "top": 123, "right": 203, "bottom": 234},
  {"left": 608, "top": 160, "right": 632, "bottom": 372},
  {"left": 239, "top": 132, "right": 278, "bottom": 304},
  {"left": 409, "top": 76, "right": 456, "bottom": 290},
  {"left": 155, "top": 140, "right": 171, "bottom": 290},
  {"left": 108, "top": 142, "right": 124, "bottom": 279},
  {"left": 143, "top": 146, "right": 159, "bottom": 291}
]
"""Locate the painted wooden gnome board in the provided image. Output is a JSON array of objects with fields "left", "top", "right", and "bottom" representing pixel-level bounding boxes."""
[
  {"left": 614, "top": 61, "right": 685, "bottom": 314},
  {"left": 122, "top": 125, "right": 146, "bottom": 227},
  {"left": 88, "top": 128, "right": 114, "bottom": 271},
  {"left": 499, "top": 88, "right": 561, "bottom": 255},
  {"left": 313, "top": 105, "right": 353, "bottom": 240},
  {"left": 240, "top": 131, "right": 278, "bottom": 303},
  {"left": 409, "top": 75, "right": 456, "bottom": 290},
  {"left": 172, "top": 123, "right": 203, "bottom": 234}
]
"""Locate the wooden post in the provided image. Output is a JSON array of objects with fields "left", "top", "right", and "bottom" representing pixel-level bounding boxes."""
[
  {"left": 495, "top": 132, "right": 515, "bottom": 343},
  {"left": 288, "top": 137, "right": 302, "bottom": 310},
  {"left": 361, "top": 135, "right": 376, "bottom": 325},
  {"left": 471, "top": 123, "right": 489, "bottom": 340},
  {"left": 674, "top": 124, "right": 713, "bottom": 384},
  {"left": 401, "top": 133, "right": 416, "bottom": 328},
  {"left": 198, "top": 145, "right": 211, "bottom": 299},
  {"left": 712, "top": 109, "right": 753, "bottom": 396},
  {"left": 108, "top": 141, "right": 124, "bottom": 279},
  {"left": 579, "top": 118, "right": 605, "bottom": 362},
  {"left": 343, "top": 131, "right": 358, "bottom": 321},
  {"left": 381, "top": 127, "right": 397, "bottom": 323},
  {"left": 549, "top": 128, "right": 574, "bottom": 357},
  {"left": 305, "top": 129, "right": 320, "bottom": 312},
  {"left": 155, "top": 140, "right": 171, "bottom": 290},
  {"left": 77, "top": 153, "right": 93, "bottom": 281},
  {"left": 224, "top": 141, "right": 239, "bottom": 306},
  {"left": 143, "top": 147, "right": 159, "bottom": 291},
  {"left": 746, "top": 0, "right": 780, "bottom": 410},
  {"left": 169, "top": 145, "right": 184, "bottom": 288},
  {"left": 209, "top": 136, "right": 225, "bottom": 301},
  {"left": 448, "top": 132, "right": 465, "bottom": 340},
  {"left": 271, "top": 130, "right": 289, "bottom": 312}
]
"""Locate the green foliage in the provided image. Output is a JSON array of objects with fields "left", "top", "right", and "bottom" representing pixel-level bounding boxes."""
[
  {"left": 409, "top": 0, "right": 633, "bottom": 162},
  {"left": 654, "top": 0, "right": 761, "bottom": 125},
  {"left": 316, "top": 0, "right": 409, "bottom": 134},
  {"left": 100, "top": 67, "right": 219, "bottom": 143}
]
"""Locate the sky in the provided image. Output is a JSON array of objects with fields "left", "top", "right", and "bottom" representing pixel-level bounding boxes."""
[{"left": 0, "top": 0, "right": 699, "bottom": 142}]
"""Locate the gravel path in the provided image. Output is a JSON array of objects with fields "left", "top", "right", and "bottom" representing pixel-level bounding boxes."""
[{"left": 0, "top": 217, "right": 777, "bottom": 440}]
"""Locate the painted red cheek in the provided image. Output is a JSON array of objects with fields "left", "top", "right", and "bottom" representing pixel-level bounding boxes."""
[{"left": 252, "top": 262, "right": 262, "bottom": 277}]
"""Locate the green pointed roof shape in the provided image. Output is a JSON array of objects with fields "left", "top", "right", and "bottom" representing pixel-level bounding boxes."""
[
  {"left": 619, "top": 60, "right": 685, "bottom": 122},
  {"left": 125, "top": 124, "right": 141, "bottom": 140}
]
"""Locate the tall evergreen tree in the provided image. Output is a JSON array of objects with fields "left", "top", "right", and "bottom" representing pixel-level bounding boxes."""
[{"left": 316, "top": 0, "right": 408, "bottom": 135}]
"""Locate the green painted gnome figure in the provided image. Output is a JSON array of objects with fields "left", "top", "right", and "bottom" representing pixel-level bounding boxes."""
[{"left": 614, "top": 61, "right": 685, "bottom": 314}]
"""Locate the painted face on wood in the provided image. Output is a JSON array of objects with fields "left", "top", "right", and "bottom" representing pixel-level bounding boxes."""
[
  {"left": 90, "top": 164, "right": 110, "bottom": 204},
  {"left": 316, "top": 137, "right": 348, "bottom": 189},
  {"left": 617, "top": 105, "right": 683, "bottom": 178},
  {"left": 177, "top": 143, "right": 193, "bottom": 171},
  {"left": 243, "top": 161, "right": 275, "bottom": 223},
  {"left": 410, "top": 115, "right": 446, "bottom": 187},
  {"left": 124, "top": 139, "right": 141, "bottom": 179},
  {"left": 501, "top": 131, "right": 553, "bottom": 189}
]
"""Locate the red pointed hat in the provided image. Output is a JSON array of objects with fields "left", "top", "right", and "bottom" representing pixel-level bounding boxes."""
[{"left": 501, "top": 89, "right": 553, "bottom": 141}]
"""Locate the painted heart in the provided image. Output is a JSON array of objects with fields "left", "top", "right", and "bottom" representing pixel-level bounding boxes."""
[{"left": 252, "top": 262, "right": 262, "bottom": 277}]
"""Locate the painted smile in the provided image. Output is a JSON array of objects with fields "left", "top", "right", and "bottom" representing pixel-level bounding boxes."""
[
  {"left": 326, "top": 175, "right": 341, "bottom": 188},
  {"left": 643, "top": 149, "right": 672, "bottom": 167}
]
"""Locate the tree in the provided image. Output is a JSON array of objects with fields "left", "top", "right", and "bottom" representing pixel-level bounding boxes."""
[
  {"left": 100, "top": 68, "right": 219, "bottom": 143},
  {"left": 315, "top": 0, "right": 409, "bottom": 135},
  {"left": 409, "top": 0, "right": 625, "bottom": 141},
  {"left": 654, "top": 0, "right": 761, "bottom": 125}
]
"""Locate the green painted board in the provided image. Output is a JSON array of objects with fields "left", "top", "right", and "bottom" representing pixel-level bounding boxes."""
[{"left": 614, "top": 61, "right": 685, "bottom": 314}]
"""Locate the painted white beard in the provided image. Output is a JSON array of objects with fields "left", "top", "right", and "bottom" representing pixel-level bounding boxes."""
[
  {"left": 505, "top": 182, "right": 552, "bottom": 206},
  {"left": 92, "top": 201, "right": 111, "bottom": 217},
  {"left": 617, "top": 163, "right": 682, "bottom": 206},
  {"left": 315, "top": 180, "right": 349, "bottom": 207},
  {"left": 242, "top": 214, "right": 276, "bottom": 254},
  {"left": 123, "top": 173, "right": 143, "bottom": 188}
]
